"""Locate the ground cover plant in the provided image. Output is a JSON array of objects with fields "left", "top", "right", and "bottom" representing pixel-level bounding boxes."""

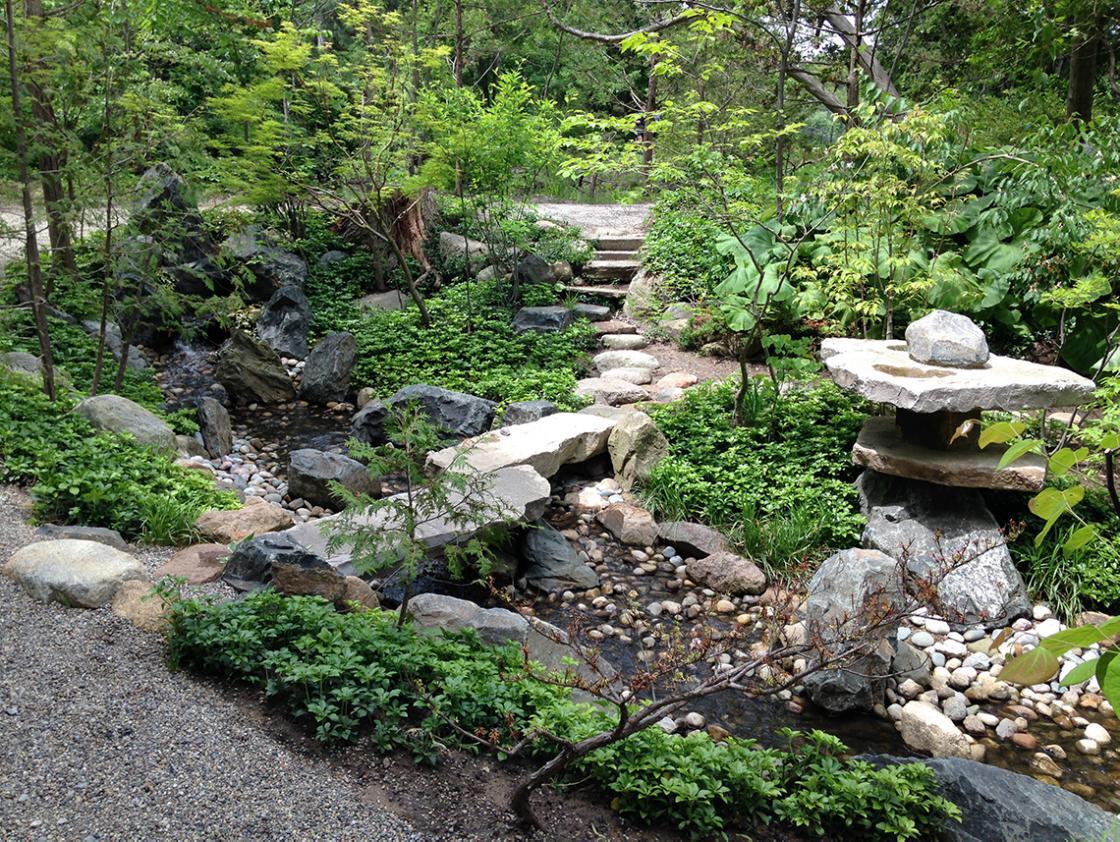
[
  {"left": 644, "top": 377, "right": 867, "bottom": 573},
  {"left": 0, "top": 372, "right": 237, "bottom": 543},
  {"left": 165, "top": 588, "right": 960, "bottom": 841}
]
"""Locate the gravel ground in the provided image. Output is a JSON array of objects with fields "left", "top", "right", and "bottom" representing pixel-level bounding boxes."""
[
  {"left": 0, "top": 486, "right": 423, "bottom": 842},
  {"left": 532, "top": 202, "right": 652, "bottom": 237}
]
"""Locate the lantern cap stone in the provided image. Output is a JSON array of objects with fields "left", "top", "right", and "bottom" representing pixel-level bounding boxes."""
[{"left": 905, "top": 310, "right": 989, "bottom": 368}]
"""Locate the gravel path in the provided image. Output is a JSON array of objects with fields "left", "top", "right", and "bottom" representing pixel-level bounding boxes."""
[
  {"left": 532, "top": 201, "right": 651, "bottom": 238},
  {"left": 0, "top": 486, "right": 423, "bottom": 842}
]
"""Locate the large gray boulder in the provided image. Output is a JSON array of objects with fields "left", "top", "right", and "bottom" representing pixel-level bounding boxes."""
[
  {"left": 607, "top": 411, "right": 668, "bottom": 490},
  {"left": 520, "top": 521, "right": 600, "bottom": 592},
  {"left": 512, "top": 306, "right": 574, "bottom": 334},
  {"left": 352, "top": 384, "right": 496, "bottom": 445},
  {"left": 3, "top": 539, "right": 145, "bottom": 607},
  {"left": 74, "top": 394, "right": 176, "bottom": 451},
  {"left": 860, "top": 754, "right": 1120, "bottom": 842},
  {"left": 905, "top": 310, "right": 989, "bottom": 368},
  {"left": 222, "top": 226, "right": 307, "bottom": 300},
  {"left": 32, "top": 525, "right": 127, "bottom": 551},
  {"left": 222, "top": 533, "right": 324, "bottom": 592},
  {"left": 408, "top": 593, "right": 529, "bottom": 646},
  {"left": 858, "top": 471, "right": 1030, "bottom": 627},
  {"left": 0, "top": 351, "right": 44, "bottom": 382},
  {"left": 215, "top": 330, "right": 296, "bottom": 405},
  {"left": 299, "top": 332, "right": 356, "bottom": 405},
  {"left": 196, "top": 396, "right": 232, "bottom": 458},
  {"left": 438, "top": 231, "right": 488, "bottom": 272},
  {"left": 514, "top": 254, "right": 555, "bottom": 285},
  {"left": 803, "top": 640, "right": 893, "bottom": 715},
  {"left": 256, "top": 286, "right": 311, "bottom": 359},
  {"left": 657, "top": 522, "right": 730, "bottom": 557},
  {"left": 288, "top": 448, "right": 378, "bottom": 510},
  {"left": 575, "top": 377, "right": 648, "bottom": 407}
]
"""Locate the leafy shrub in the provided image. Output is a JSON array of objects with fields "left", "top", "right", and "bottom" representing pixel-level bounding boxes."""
[
  {"left": 643, "top": 190, "right": 737, "bottom": 302},
  {"left": 0, "top": 373, "right": 237, "bottom": 542},
  {"left": 165, "top": 590, "right": 959, "bottom": 840},
  {"left": 644, "top": 378, "right": 866, "bottom": 569}
]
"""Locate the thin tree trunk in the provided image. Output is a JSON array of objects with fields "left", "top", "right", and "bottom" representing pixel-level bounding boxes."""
[
  {"left": 6, "top": 0, "right": 55, "bottom": 399},
  {"left": 92, "top": 41, "right": 116, "bottom": 396},
  {"left": 1067, "top": 19, "right": 1099, "bottom": 122},
  {"left": 641, "top": 57, "right": 657, "bottom": 177}
]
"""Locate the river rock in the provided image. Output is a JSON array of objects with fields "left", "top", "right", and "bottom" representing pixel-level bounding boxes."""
[
  {"left": 514, "top": 254, "right": 555, "bottom": 285},
  {"left": 861, "top": 755, "right": 1120, "bottom": 842},
  {"left": 288, "top": 448, "right": 378, "bottom": 509},
  {"left": 899, "top": 701, "right": 972, "bottom": 758},
  {"left": 426, "top": 412, "right": 614, "bottom": 477},
  {"left": 576, "top": 377, "right": 648, "bottom": 406},
  {"left": 608, "top": 411, "right": 668, "bottom": 491},
  {"left": 109, "top": 579, "right": 168, "bottom": 632},
  {"left": 512, "top": 306, "right": 574, "bottom": 334},
  {"left": 195, "top": 498, "right": 293, "bottom": 544},
  {"left": 597, "top": 503, "right": 658, "bottom": 547},
  {"left": 521, "top": 521, "right": 599, "bottom": 592},
  {"left": 905, "top": 310, "right": 989, "bottom": 368},
  {"left": 32, "top": 525, "right": 127, "bottom": 551},
  {"left": 858, "top": 471, "right": 1030, "bottom": 627},
  {"left": 222, "top": 226, "right": 307, "bottom": 300},
  {"left": 687, "top": 551, "right": 766, "bottom": 595},
  {"left": 299, "top": 331, "right": 356, "bottom": 404},
  {"left": 352, "top": 384, "right": 496, "bottom": 445},
  {"left": 215, "top": 330, "right": 296, "bottom": 404},
  {"left": 601, "top": 334, "right": 649, "bottom": 351},
  {"left": 500, "top": 400, "right": 557, "bottom": 426},
  {"left": 656, "top": 522, "right": 730, "bottom": 557},
  {"left": 196, "top": 397, "right": 232, "bottom": 458},
  {"left": 74, "top": 394, "right": 176, "bottom": 450},
  {"left": 606, "top": 367, "right": 653, "bottom": 385},
  {"left": 256, "top": 285, "right": 311, "bottom": 359},
  {"left": 3, "top": 539, "right": 145, "bottom": 608},
  {"left": 593, "top": 350, "right": 659, "bottom": 372}
]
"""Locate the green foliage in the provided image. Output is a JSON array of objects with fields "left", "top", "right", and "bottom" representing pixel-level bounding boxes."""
[
  {"left": 643, "top": 190, "right": 735, "bottom": 302},
  {"left": 0, "top": 373, "right": 237, "bottom": 543},
  {"left": 644, "top": 378, "right": 866, "bottom": 570},
  {"left": 312, "top": 279, "right": 596, "bottom": 408},
  {"left": 166, "top": 590, "right": 959, "bottom": 840}
]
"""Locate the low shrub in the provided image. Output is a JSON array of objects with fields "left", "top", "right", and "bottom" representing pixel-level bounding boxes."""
[
  {"left": 644, "top": 378, "right": 866, "bottom": 570},
  {"left": 0, "top": 373, "right": 238, "bottom": 543},
  {"left": 643, "top": 191, "right": 736, "bottom": 303},
  {"left": 165, "top": 590, "right": 960, "bottom": 840}
]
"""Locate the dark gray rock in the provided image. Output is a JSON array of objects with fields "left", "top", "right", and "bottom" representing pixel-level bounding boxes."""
[
  {"left": 215, "top": 330, "right": 296, "bottom": 405},
  {"left": 905, "top": 310, "right": 989, "bottom": 368},
  {"left": 222, "top": 533, "right": 324, "bottom": 592},
  {"left": 196, "top": 397, "right": 232, "bottom": 458},
  {"left": 514, "top": 254, "right": 555, "bottom": 285},
  {"left": 803, "top": 641, "right": 892, "bottom": 715},
  {"left": 892, "top": 638, "right": 933, "bottom": 686},
  {"left": 520, "top": 521, "right": 600, "bottom": 592},
  {"left": 500, "top": 400, "right": 557, "bottom": 427},
  {"left": 858, "top": 755, "right": 1119, "bottom": 842},
  {"left": 573, "top": 303, "right": 611, "bottom": 322},
  {"left": 317, "top": 250, "right": 349, "bottom": 267},
  {"left": 656, "top": 521, "right": 730, "bottom": 558},
  {"left": 257, "top": 286, "right": 311, "bottom": 359},
  {"left": 299, "top": 332, "right": 356, "bottom": 405},
  {"left": 858, "top": 471, "right": 1030, "bottom": 628},
  {"left": 32, "top": 525, "right": 128, "bottom": 552},
  {"left": 222, "top": 226, "right": 307, "bottom": 300},
  {"left": 351, "top": 384, "right": 496, "bottom": 445},
  {"left": 288, "top": 448, "right": 378, "bottom": 509},
  {"left": 512, "top": 306, "right": 574, "bottom": 334}
]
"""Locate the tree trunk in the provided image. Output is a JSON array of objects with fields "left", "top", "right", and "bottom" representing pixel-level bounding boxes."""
[
  {"left": 6, "top": 0, "right": 55, "bottom": 399},
  {"left": 1067, "top": 21, "right": 1099, "bottom": 122},
  {"left": 641, "top": 58, "right": 657, "bottom": 177}
]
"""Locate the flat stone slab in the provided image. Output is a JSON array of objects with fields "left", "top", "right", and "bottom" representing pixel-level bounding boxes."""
[
  {"left": 426, "top": 413, "right": 614, "bottom": 477},
  {"left": 820, "top": 338, "right": 1096, "bottom": 412},
  {"left": 576, "top": 377, "right": 649, "bottom": 406},
  {"left": 853, "top": 417, "right": 1047, "bottom": 491},
  {"left": 282, "top": 465, "right": 550, "bottom": 568}
]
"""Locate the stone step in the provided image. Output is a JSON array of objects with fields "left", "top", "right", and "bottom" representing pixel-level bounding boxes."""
[
  {"left": 594, "top": 235, "right": 644, "bottom": 251},
  {"left": 592, "top": 320, "right": 637, "bottom": 335},
  {"left": 601, "top": 333, "right": 650, "bottom": 351},
  {"left": 563, "top": 283, "right": 629, "bottom": 300},
  {"left": 583, "top": 259, "right": 640, "bottom": 282},
  {"left": 595, "top": 250, "right": 639, "bottom": 261}
]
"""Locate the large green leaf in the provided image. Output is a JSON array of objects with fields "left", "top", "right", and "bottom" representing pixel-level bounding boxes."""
[
  {"left": 1059, "top": 658, "right": 1099, "bottom": 687},
  {"left": 979, "top": 420, "right": 1027, "bottom": 448},
  {"left": 999, "top": 646, "right": 1060, "bottom": 685},
  {"left": 1040, "top": 626, "right": 1106, "bottom": 656}
]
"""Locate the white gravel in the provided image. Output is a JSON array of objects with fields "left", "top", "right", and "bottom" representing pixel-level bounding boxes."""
[{"left": 0, "top": 486, "right": 424, "bottom": 841}]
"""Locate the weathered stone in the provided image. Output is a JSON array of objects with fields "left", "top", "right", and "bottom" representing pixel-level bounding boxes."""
[
  {"left": 899, "top": 701, "right": 972, "bottom": 758},
  {"left": 288, "top": 448, "right": 378, "bottom": 509},
  {"left": 601, "top": 334, "right": 649, "bottom": 350},
  {"left": 317, "top": 250, "right": 349, "bottom": 267},
  {"left": 427, "top": 412, "right": 614, "bottom": 477},
  {"left": 153, "top": 543, "right": 228, "bottom": 584},
  {"left": 215, "top": 330, "right": 296, "bottom": 404},
  {"left": 657, "top": 522, "right": 730, "bottom": 557},
  {"left": 604, "top": 367, "right": 653, "bottom": 385},
  {"left": 803, "top": 548, "right": 905, "bottom": 637},
  {"left": 110, "top": 580, "right": 169, "bottom": 632},
  {"left": 512, "top": 306, "right": 574, "bottom": 334},
  {"left": 438, "top": 231, "right": 487, "bottom": 271},
  {"left": 195, "top": 499, "right": 293, "bottom": 545},
  {"left": 299, "top": 332, "right": 356, "bottom": 404},
  {"left": 573, "top": 303, "right": 611, "bottom": 322},
  {"left": 905, "top": 310, "right": 989, "bottom": 368},
  {"left": 687, "top": 551, "right": 766, "bottom": 595},
  {"left": 0, "top": 351, "right": 43, "bottom": 381},
  {"left": 861, "top": 755, "right": 1119, "bottom": 842},
  {"left": 408, "top": 592, "right": 529, "bottom": 646},
  {"left": 271, "top": 552, "right": 347, "bottom": 602},
  {"left": 804, "top": 640, "right": 893, "bottom": 714},
  {"left": 3, "top": 539, "right": 145, "bottom": 608},
  {"left": 576, "top": 377, "right": 648, "bottom": 406},
  {"left": 341, "top": 576, "right": 380, "bottom": 611},
  {"left": 74, "top": 394, "right": 176, "bottom": 450},
  {"left": 593, "top": 349, "right": 659, "bottom": 372},
  {"left": 354, "top": 290, "right": 408, "bottom": 312},
  {"left": 578, "top": 404, "right": 641, "bottom": 423},
  {"left": 222, "top": 226, "right": 307, "bottom": 300},
  {"left": 622, "top": 269, "right": 660, "bottom": 320},
  {"left": 820, "top": 338, "right": 1097, "bottom": 412},
  {"left": 499, "top": 400, "right": 557, "bottom": 427},
  {"left": 352, "top": 384, "right": 496, "bottom": 445},
  {"left": 196, "top": 397, "right": 232, "bottom": 458},
  {"left": 858, "top": 471, "right": 1031, "bottom": 627},
  {"left": 521, "top": 521, "right": 599, "bottom": 592},
  {"left": 80, "top": 320, "right": 149, "bottom": 370},
  {"left": 853, "top": 417, "right": 1046, "bottom": 491},
  {"left": 656, "top": 372, "right": 698, "bottom": 390},
  {"left": 256, "top": 285, "right": 312, "bottom": 359},
  {"left": 597, "top": 503, "right": 658, "bottom": 547},
  {"left": 892, "top": 639, "right": 933, "bottom": 685},
  {"left": 32, "top": 525, "right": 127, "bottom": 551},
  {"left": 607, "top": 412, "right": 667, "bottom": 491},
  {"left": 514, "top": 254, "right": 555, "bottom": 285},
  {"left": 221, "top": 532, "right": 323, "bottom": 592}
]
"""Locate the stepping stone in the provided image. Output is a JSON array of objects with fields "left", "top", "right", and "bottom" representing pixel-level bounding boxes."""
[
  {"left": 593, "top": 320, "right": 636, "bottom": 335},
  {"left": 606, "top": 367, "right": 653, "bottom": 385},
  {"left": 563, "top": 284, "right": 629, "bottom": 300},
  {"left": 573, "top": 303, "right": 611, "bottom": 322},
  {"left": 576, "top": 377, "right": 649, "bottom": 406},
  {"left": 594, "top": 235, "right": 644, "bottom": 251},
  {"left": 584, "top": 259, "right": 640, "bottom": 282},
  {"left": 594, "top": 350, "right": 659, "bottom": 372},
  {"left": 601, "top": 334, "right": 649, "bottom": 350}
]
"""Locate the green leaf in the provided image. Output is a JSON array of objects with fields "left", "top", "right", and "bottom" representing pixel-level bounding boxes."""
[
  {"left": 1049, "top": 447, "right": 1089, "bottom": 478},
  {"left": 1097, "top": 652, "right": 1120, "bottom": 710},
  {"left": 979, "top": 421, "right": 1027, "bottom": 448},
  {"left": 1097, "top": 617, "right": 1120, "bottom": 638},
  {"left": 1029, "top": 486, "right": 1085, "bottom": 544},
  {"left": 996, "top": 438, "right": 1043, "bottom": 470},
  {"left": 1040, "top": 626, "right": 1105, "bottom": 655},
  {"left": 999, "top": 646, "right": 1060, "bottom": 685},
  {"left": 1060, "top": 658, "right": 1100, "bottom": 687},
  {"left": 1063, "top": 524, "right": 1098, "bottom": 554}
]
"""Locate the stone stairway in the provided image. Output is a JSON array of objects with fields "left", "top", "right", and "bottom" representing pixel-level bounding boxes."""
[{"left": 564, "top": 231, "right": 644, "bottom": 303}]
